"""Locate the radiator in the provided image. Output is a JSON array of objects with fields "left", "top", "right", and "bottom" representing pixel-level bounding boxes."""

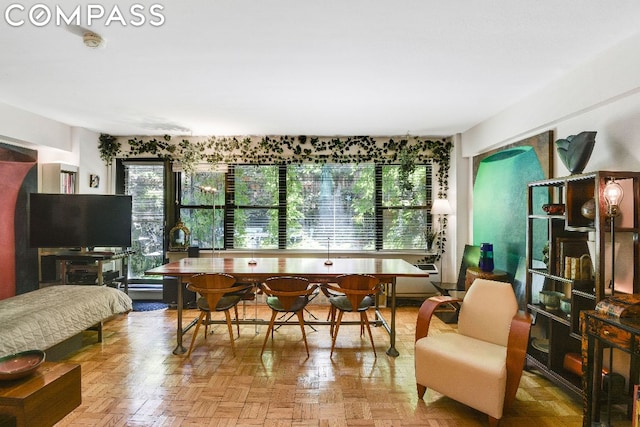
[{"left": 395, "top": 263, "right": 439, "bottom": 298}]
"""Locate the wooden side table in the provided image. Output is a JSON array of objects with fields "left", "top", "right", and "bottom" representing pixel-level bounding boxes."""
[
  {"left": 465, "top": 266, "right": 508, "bottom": 290},
  {"left": 0, "top": 362, "right": 81, "bottom": 427},
  {"left": 581, "top": 310, "right": 640, "bottom": 426}
]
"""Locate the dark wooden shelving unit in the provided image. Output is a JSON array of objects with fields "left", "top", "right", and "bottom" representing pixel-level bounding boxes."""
[{"left": 525, "top": 171, "right": 640, "bottom": 399}]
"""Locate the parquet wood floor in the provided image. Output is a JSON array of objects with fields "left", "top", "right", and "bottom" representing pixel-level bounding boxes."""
[{"left": 53, "top": 303, "right": 590, "bottom": 426}]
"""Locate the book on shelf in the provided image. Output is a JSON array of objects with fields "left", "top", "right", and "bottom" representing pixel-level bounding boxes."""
[{"left": 595, "top": 294, "right": 640, "bottom": 318}]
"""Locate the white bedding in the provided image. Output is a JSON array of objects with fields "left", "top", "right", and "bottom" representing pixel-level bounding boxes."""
[{"left": 0, "top": 285, "right": 132, "bottom": 357}]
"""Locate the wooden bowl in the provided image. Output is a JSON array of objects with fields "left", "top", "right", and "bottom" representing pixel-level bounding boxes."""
[
  {"left": 542, "top": 204, "right": 565, "bottom": 215},
  {"left": 0, "top": 350, "right": 45, "bottom": 381}
]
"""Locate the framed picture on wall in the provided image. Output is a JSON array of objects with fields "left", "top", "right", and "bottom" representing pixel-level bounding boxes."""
[{"left": 89, "top": 174, "right": 100, "bottom": 188}]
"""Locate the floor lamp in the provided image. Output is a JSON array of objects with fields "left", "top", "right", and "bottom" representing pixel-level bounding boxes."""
[
  {"left": 431, "top": 198, "right": 452, "bottom": 287},
  {"left": 603, "top": 178, "right": 623, "bottom": 426}
]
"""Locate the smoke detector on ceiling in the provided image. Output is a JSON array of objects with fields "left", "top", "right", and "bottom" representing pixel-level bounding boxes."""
[{"left": 83, "top": 31, "right": 104, "bottom": 49}]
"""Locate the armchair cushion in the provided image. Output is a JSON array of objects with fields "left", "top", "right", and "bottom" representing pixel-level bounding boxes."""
[
  {"left": 414, "top": 278, "right": 531, "bottom": 424},
  {"left": 458, "top": 279, "right": 518, "bottom": 347},
  {"left": 415, "top": 332, "right": 508, "bottom": 419}
]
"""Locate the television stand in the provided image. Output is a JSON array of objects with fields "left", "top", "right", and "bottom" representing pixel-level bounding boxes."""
[{"left": 39, "top": 250, "right": 133, "bottom": 290}]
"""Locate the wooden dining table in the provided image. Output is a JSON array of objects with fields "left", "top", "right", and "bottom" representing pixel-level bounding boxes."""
[{"left": 146, "top": 256, "right": 429, "bottom": 357}]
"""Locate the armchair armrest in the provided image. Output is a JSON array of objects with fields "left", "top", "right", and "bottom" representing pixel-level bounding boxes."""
[
  {"left": 503, "top": 310, "right": 532, "bottom": 410},
  {"left": 415, "top": 295, "right": 463, "bottom": 342}
]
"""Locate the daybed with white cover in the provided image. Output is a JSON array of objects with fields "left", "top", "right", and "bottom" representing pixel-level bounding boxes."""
[{"left": 0, "top": 285, "right": 132, "bottom": 357}]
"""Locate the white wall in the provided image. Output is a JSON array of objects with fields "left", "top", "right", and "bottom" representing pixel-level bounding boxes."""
[
  {"left": 0, "top": 103, "right": 71, "bottom": 152},
  {"left": 458, "top": 32, "right": 640, "bottom": 245},
  {"left": 74, "top": 127, "right": 109, "bottom": 194},
  {"left": 0, "top": 102, "right": 107, "bottom": 194}
]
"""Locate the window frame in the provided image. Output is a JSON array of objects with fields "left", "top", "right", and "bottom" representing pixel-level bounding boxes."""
[{"left": 175, "top": 162, "right": 434, "bottom": 251}]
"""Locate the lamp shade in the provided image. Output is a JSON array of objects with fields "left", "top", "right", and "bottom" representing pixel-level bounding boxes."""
[{"left": 431, "top": 198, "right": 452, "bottom": 215}]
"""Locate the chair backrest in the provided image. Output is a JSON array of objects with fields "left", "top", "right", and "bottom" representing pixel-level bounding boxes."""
[
  {"left": 263, "top": 276, "right": 312, "bottom": 311},
  {"left": 455, "top": 244, "right": 481, "bottom": 291},
  {"left": 458, "top": 279, "right": 518, "bottom": 347},
  {"left": 188, "top": 273, "right": 238, "bottom": 311},
  {"left": 335, "top": 274, "right": 380, "bottom": 311}
]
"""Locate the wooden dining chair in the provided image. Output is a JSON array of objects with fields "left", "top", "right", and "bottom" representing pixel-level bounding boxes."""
[
  {"left": 259, "top": 276, "right": 318, "bottom": 356},
  {"left": 185, "top": 273, "right": 253, "bottom": 356},
  {"left": 323, "top": 274, "right": 381, "bottom": 356}
]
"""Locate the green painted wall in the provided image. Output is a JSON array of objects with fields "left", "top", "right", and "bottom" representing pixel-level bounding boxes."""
[{"left": 473, "top": 146, "right": 547, "bottom": 278}]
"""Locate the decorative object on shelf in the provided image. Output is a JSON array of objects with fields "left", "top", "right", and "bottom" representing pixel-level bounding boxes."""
[
  {"left": 542, "top": 242, "right": 549, "bottom": 267},
  {"left": 478, "top": 243, "right": 494, "bottom": 272},
  {"left": 581, "top": 198, "right": 596, "bottom": 222},
  {"left": 604, "top": 178, "right": 624, "bottom": 294},
  {"left": 169, "top": 220, "right": 190, "bottom": 251},
  {"left": 595, "top": 294, "right": 640, "bottom": 318},
  {"left": 542, "top": 203, "right": 565, "bottom": 215},
  {"left": 0, "top": 349, "right": 45, "bottom": 381},
  {"left": 562, "top": 352, "right": 583, "bottom": 377},
  {"left": 531, "top": 337, "right": 550, "bottom": 353},
  {"left": 555, "top": 131, "right": 597, "bottom": 174},
  {"left": 560, "top": 297, "right": 571, "bottom": 314},
  {"left": 539, "top": 290, "right": 564, "bottom": 310},
  {"left": 563, "top": 254, "right": 592, "bottom": 280}
]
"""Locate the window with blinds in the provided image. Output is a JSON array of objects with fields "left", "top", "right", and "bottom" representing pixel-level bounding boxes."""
[
  {"left": 177, "top": 162, "right": 433, "bottom": 251},
  {"left": 179, "top": 170, "right": 225, "bottom": 249},
  {"left": 122, "top": 162, "right": 165, "bottom": 278},
  {"left": 232, "top": 165, "right": 279, "bottom": 249},
  {"left": 287, "top": 163, "right": 375, "bottom": 250},
  {"left": 380, "top": 164, "right": 432, "bottom": 249}
]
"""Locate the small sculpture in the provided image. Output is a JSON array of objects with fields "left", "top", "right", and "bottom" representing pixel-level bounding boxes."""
[
  {"left": 581, "top": 198, "right": 596, "bottom": 221},
  {"left": 555, "top": 131, "right": 596, "bottom": 174}
]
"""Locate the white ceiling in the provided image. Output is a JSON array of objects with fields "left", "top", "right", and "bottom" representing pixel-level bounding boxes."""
[{"left": 1, "top": 1, "right": 639, "bottom": 137}]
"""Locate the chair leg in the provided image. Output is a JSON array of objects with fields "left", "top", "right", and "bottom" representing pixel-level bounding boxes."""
[
  {"left": 328, "top": 305, "right": 336, "bottom": 336},
  {"left": 330, "top": 310, "right": 344, "bottom": 356},
  {"left": 261, "top": 311, "right": 278, "bottom": 355},
  {"left": 361, "top": 311, "right": 376, "bottom": 356},
  {"left": 488, "top": 416, "right": 499, "bottom": 427},
  {"left": 295, "top": 310, "right": 309, "bottom": 356},
  {"left": 204, "top": 311, "right": 211, "bottom": 339},
  {"left": 187, "top": 312, "right": 206, "bottom": 357},
  {"left": 233, "top": 304, "right": 241, "bottom": 336},
  {"left": 224, "top": 310, "right": 236, "bottom": 356}
]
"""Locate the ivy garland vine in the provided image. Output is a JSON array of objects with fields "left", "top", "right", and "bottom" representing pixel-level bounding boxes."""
[
  {"left": 99, "top": 132, "right": 453, "bottom": 260},
  {"left": 99, "top": 133, "right": 453, "bottom": 194}
]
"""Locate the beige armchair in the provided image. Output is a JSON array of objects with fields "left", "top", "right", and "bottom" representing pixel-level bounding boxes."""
[{"left": 414, "top": 279, "right": 531, "bottom": 426}]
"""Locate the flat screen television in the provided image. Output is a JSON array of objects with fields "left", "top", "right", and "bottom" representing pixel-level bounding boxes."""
[{"left": 29, "top": 193, "right": 132, "bottom": 249}]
